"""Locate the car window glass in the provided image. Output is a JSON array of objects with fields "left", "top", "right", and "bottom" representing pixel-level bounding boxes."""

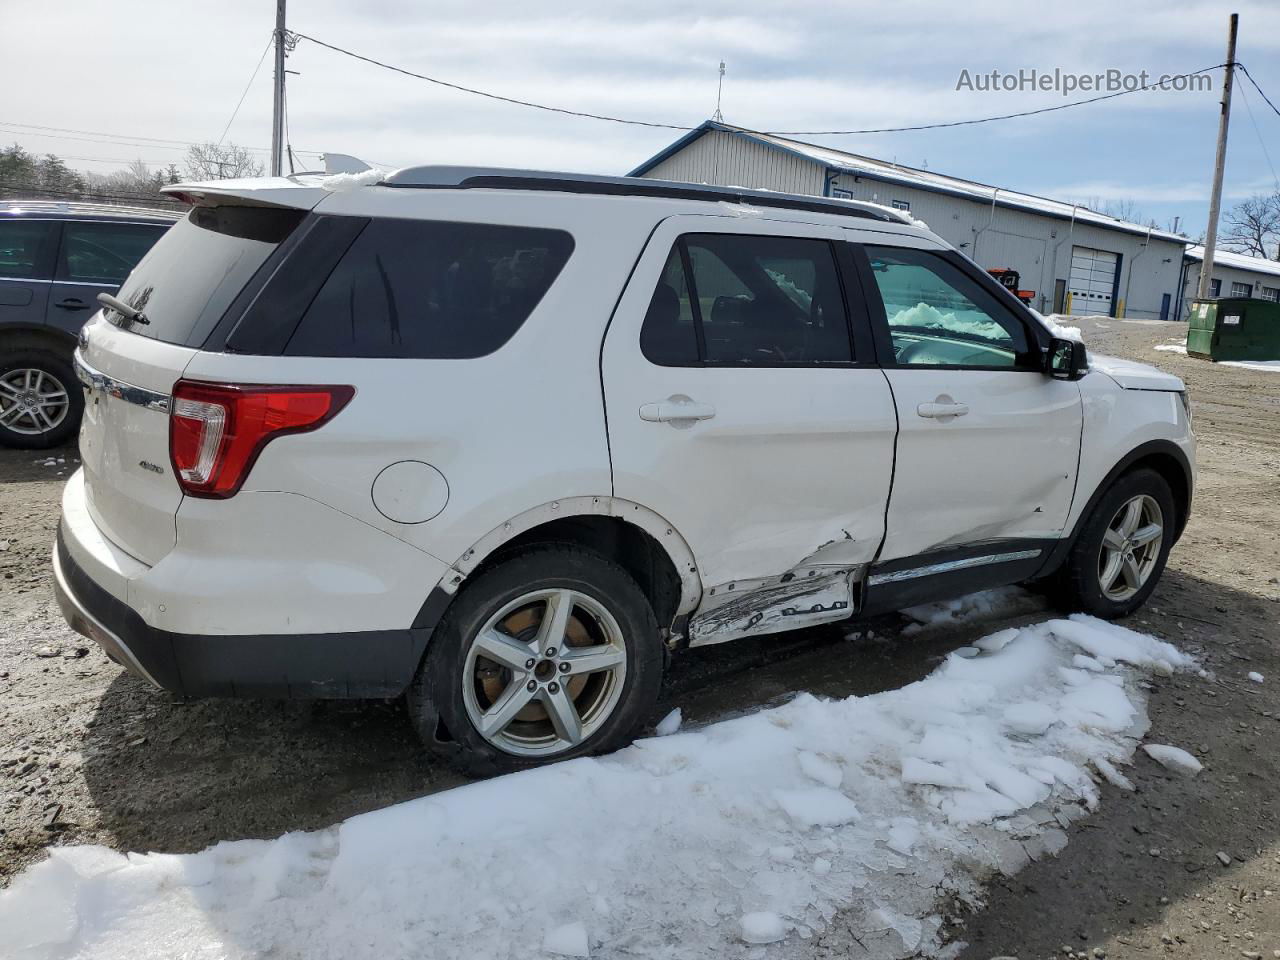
[
  {"left": 688, "top": 235, "right": 850, "bottom": 364},
  {"left": 641, "top": 234, "right": 852, "bottom": 366},
  {"left": 639, "top": 247, "right": 699, "bottom": 365},
  {"left": 286, "top": 218, "right": 574, "bottom": 359},
  {"left": 0, "top": 220, "right": 57, "bottom": 279},
  {"left": 864, "top": 246, "right": 1029, "bottom": 368},
  {"left": 57, "top": 222, "right": 168, "bottom": 285}
]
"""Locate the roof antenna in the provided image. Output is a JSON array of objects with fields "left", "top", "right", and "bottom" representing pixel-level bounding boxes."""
[{"left": 712, "top": 61, "right": 726, "bottom": 122}]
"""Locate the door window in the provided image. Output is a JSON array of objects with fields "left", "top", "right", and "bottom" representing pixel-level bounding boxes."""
[
  {"left": 56, "top": 222, "right": 169, "bottom": 285},
  {"left": 640, "top": 233, "right": 852, "bottom": 365},
  {"left": 0, "top": 220, "right": 57, "bottom": 279},
  {"left": 863, "top": 246, "right": 1033, "bottom": 369}
]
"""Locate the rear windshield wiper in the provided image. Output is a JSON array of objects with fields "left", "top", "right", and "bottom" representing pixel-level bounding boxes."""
[{"left": 96, "top": 292, "right": 150, "bottom": 326}]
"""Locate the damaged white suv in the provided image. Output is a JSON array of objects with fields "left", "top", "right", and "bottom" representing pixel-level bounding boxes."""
[{"left": 54, "top": 167, "right": 1194, "bottom": 773}]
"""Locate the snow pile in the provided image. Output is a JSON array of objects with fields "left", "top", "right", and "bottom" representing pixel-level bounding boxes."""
[
  {"left": 1154, "top": 343, "right": 1280, "bottom": 372},
  {"left": 1248, "top": 671, "right": 1265, "bottom": 684},
  {"left": 1032, "top": 311, "right": 1084, "bottom": 343},
  {"left": 1142, "top": 744, "right": 1203, "bottom": 778},
  {"left": 887, "top": 301, "right": 1009, "bottom": 342},
  {"left": 1, "top": 616, "right": 1192, "bottom": 960},
  {"left": 1154, "top": 343, "right": 1187, "bottom": 354},
  {"left": 319, "top": 169, "right": 384, "bottom": 192}
]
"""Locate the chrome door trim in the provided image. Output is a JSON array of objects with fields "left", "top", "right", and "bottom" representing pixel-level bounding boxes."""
[
  {"left": 868, "top": 548, "right": 1042, "bottom": 586},
  {"left": 73, "top": 351, "right": 170, "bottom": 413}
]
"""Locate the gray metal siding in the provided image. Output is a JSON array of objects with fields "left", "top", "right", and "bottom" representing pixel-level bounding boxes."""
[
  {"left": 637, "top": 136, "right": 1185, "bottom": 319},
  {"left": 1181, "top": 260, "right": 1280, "bottom": 316},
  {"left": 642, "top": 131, "right": 827, "bottom": 196}
]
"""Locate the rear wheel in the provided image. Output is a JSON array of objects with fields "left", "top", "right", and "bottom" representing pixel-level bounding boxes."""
[
  {"left": 1055, "top": 468, "right": 1176, "bottom": 618},
  {"left": 0, "top": 350, "right": 82, "bottom": 449},
  {"left": 408, "top": 544, "right": 664, "bottom": 775}
]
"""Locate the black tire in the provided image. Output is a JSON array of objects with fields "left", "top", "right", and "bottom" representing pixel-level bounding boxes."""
[
  {"left": 408, "top": 543, "right": 664, "bottom": 776},
  {"left": 0, "top": 349, "right": 83, "bottom": 450},
  {"left": 1055, "top": 467, "right": 1177, "bottom": 619}
]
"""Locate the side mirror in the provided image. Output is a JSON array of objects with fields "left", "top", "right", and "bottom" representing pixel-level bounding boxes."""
[{"left": 1047, "top": 337, "right": 1088, "bottom": 381}]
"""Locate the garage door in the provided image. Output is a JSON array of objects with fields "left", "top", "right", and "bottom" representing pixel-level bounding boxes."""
[{"left": 1067, "top": 246, "right": 1118, "bottom": 316}]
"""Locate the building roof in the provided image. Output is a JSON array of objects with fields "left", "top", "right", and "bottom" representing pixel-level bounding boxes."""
[
  {"left": 1185, "top": 245, "right": 1280, "bottom": 279},
  {"left": 629, "top": 122, "right": 1187, "bottom": 244}
]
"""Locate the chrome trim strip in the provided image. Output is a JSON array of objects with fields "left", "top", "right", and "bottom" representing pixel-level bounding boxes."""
[
  {"left": 868, "top": 549, "right": 1043, "bottom": 586},
  {"left": 74, "top": 351, "right": 170, "bottom": 413}
]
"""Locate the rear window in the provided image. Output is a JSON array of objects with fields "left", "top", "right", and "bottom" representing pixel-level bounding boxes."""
[
  {"left": 103, "top": 205, "right": 304, "bottom": 346},
  {"left": 283, "top": 218, "right": 574, "bottom": 359}
]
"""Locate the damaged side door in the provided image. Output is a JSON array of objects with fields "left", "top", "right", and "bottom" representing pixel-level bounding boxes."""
[{"left": 600, "top": 215, "right": 898, "bottom": 646}]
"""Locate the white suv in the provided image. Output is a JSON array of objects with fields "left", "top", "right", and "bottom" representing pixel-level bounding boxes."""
[{"left": 54, "top": 167, "right": 1194, "bottom": 774}]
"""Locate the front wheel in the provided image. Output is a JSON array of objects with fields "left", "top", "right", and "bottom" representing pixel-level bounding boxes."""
[
  {"left": 408, "top": 544, "right": 664, "bottom": 776},
  {"left": 1056, "top": 467, "right": 1176, "bottom": 618}
]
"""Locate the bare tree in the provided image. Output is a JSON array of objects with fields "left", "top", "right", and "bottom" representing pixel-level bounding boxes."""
[
  {"left": 184, "top": 142, "right": 264, "bottom": 181},
  {"left": 1221, "top": 193, "right": 1280, "bottom": 260}
]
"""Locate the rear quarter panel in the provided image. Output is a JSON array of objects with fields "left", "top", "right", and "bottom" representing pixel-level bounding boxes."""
[{"left": 181, "top": 188, "right": 663, "bottom": 573}]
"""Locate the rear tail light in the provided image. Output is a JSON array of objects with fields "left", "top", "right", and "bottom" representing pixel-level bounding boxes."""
[{"left": 169, "top": 381, "right": 354, "bottom": 498}]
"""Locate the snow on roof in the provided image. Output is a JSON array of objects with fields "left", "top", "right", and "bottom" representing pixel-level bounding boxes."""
[
  {"left": 632, "top": 123, "right": 1187, "bottom": 245},
  {"left": 1185, "top": 244, "right": 1280, "bottom": 279}
]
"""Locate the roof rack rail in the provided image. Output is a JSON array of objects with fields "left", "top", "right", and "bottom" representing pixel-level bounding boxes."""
[{"left": 381, "top": 165, "right": 908, "bottom": 225}]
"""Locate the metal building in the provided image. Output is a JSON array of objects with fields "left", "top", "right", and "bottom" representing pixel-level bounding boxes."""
[
  {"left": 1180, "top": 246, "right": 1280, "bottom": 317},
  {"left": 629, "top": 122, "right": 1188, "bottom": 320}
]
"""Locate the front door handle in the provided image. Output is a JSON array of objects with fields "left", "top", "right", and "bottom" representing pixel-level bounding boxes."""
[
  {"left": 917, "top": 400, "right": 969, "bottom": 419},
  {"left": 639, "top": 397, "right": 717, "bottom": 423},
  {"left": 55, "top": 298, "right": 91, "bottom": 311}
]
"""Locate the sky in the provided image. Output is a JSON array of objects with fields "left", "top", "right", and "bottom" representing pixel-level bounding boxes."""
[{"left": 5, "top": 0, "right": 1280, "bottom": 239}]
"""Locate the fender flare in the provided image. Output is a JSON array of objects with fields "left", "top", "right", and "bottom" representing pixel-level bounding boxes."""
[
  {"left": 1036, "top": 438, "right": 1194, "bottom": 578},
  {"left": 411, "top": 496, "right": 703, "bottom": 632}
]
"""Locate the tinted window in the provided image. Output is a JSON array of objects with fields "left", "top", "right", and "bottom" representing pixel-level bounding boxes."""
[
  {"left": 863, "top": 246, "right": 1032, "bottom": 368},
  {"left": 103, "top": 205, "right": 304, "bottom": 345},
  {"left": 57, "top": 222, "right": 168, "bottom": 285},
  {"left": 0, "top": 220, "right": 57, "bottom": 279},
  {"left": 640, "top": 234, "right": 852, "bottom": 366},
  {"left": 640, "top": 248, "right": 699, "bottom": 365},
  {"left": 285, "top": 219, "right": 574, "bottom": 359}
]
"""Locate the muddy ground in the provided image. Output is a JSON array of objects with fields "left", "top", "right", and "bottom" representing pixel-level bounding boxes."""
[{"left": 1, "top": 317, "right": 1277, "bottom": 959}]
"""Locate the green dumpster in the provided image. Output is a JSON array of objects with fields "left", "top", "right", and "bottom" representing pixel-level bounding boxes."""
[{"left": 1186, "top": 298, "right": 1280, "bottom": 361}]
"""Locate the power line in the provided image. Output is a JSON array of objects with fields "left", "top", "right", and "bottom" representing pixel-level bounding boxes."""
[
  {"left": 768, "top": 65, "right": 1228, "bottom": 135},
  {"left": 218, "top": 34, "right": 275, "bottom": 146},
  {"left": 290, "top": 31, "right": 695, "bottom": 130},
  {"left": 1236, "top": 78, "right": 1280, "bottom": 193},
  {"left": 290, "top": 32, "right": 1229, "bottom": 140},
  {"left": 0, "top": 120, "right": 322, "bottom": 158},
  {"left": 1238, "top": 64, "right": 1280, "bottom": 121}
]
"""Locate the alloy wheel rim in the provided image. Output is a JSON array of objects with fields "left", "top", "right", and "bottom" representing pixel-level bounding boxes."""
[
  {"left": 1097, "top": 494, "right": 1164, "bottom": 602},
  {"left": 0, "top": 368, "right": 70, "bottom": 436},
  {"left": 462, "top": 588, "right": 628, "bottom": 757}
]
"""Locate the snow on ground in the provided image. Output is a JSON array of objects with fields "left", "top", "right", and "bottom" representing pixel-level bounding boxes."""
[
  {"left": 900, "top": 585, "right": 1044, "bottom": 634},
  {"left": 1, "top": 616, "right": 1193, "bottom": 960},
  {"left": 1154, "top": 342, "right": 1280, "bottom": 371}
]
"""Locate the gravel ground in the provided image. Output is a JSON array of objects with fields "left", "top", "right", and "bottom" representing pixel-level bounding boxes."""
[{"left": 1, "top": 317, "right": 1278, "bottom": 959}]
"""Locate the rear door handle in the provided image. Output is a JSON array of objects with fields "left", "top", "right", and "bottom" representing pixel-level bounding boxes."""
[
  {"left": 639, "top": 398, "right": 717, "bottom": 423},
  {"left": 917, "top": 401, "right": 969, "bottom": 419},
  {"left": 55, "top": 298, "right": 91, "bottom": 311}
]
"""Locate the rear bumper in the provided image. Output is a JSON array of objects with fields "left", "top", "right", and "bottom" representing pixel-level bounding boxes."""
[{"left": 55, "top": 525, "right": 432, "bottom": 698}]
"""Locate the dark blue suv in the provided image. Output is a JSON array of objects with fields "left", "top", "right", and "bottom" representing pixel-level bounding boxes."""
[{"left": 0, "top": 200, "right": 177, "bottom": 448}]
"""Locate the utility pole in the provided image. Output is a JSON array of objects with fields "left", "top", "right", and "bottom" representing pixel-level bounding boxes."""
[
  {"left": 270, "top": 0, "right": 287, "bottom": 177},
  {"left": 1197, "top": 12, "right": 1238, "bottom": 300}
]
